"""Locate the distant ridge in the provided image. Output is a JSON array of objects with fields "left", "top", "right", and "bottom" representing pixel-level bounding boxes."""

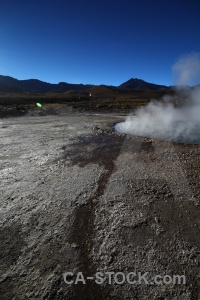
[
  {"left": 0, "top": 75, "right": 93, "bottom": 93},
  {"left": 0, "top": 75, "right": 197, "bottom": 93}
]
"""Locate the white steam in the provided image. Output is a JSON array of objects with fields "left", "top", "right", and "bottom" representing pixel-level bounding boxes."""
[
  {"left": 115, "top": 53, "right": 200, "bottom": 143},
  {"left": 173, "top": 52, "right": 200, "bottom": 86}
]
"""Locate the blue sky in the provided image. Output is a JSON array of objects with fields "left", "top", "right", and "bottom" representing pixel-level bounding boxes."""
[{"left": 1, "top": 0, "right": 200, "bottom": 86}]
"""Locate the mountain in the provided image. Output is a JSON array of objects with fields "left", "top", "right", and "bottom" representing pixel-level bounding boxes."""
[
  {"left": 193, "top": 84, "right": 200, "bottom": 89},
  {"left": 119, "top": 78, "right": 168, "bottom": 90},
  {"left": 0, "top": 76, "right": 93, "bottom": 93},
  {"left": 0, "top": 75, "right": 185, "bottom": 93},
  {"left": 0, "top": 76, "right": 23, "bottom": 92}
]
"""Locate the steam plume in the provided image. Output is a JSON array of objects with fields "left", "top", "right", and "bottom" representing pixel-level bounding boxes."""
[
  {"left": 173, "top": 52, "right": 200, "bottom": 86},
  {"left": 115, "top": 53, "right": 200, "bottom": 143}
]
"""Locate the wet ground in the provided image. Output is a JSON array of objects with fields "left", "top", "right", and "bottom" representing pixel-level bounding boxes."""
[{"left": 0, "top": 106, "right": 199, "bottom": 299}]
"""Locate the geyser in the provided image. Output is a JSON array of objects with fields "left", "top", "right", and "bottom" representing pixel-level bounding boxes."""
[{"left": 115, "top": 53, "right": 200, "bottom": 144}]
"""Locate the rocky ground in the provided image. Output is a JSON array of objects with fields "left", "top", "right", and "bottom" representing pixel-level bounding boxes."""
[{"left": 0, "top": 105, "right": 199, "bottom": 299}]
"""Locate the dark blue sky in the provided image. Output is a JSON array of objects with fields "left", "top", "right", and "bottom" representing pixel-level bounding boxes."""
[{"left": 1, "top": 0, "right": 200, "bottom": 86}]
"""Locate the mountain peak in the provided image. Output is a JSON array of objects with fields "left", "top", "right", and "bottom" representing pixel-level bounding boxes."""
[{"left": 119, "top": 78, "right": 167, "bottom": 90}]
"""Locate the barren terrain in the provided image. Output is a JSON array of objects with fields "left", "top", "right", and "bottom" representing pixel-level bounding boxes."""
[{"left": 0, "top": 105, "right": 199, "bottom": 299}]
